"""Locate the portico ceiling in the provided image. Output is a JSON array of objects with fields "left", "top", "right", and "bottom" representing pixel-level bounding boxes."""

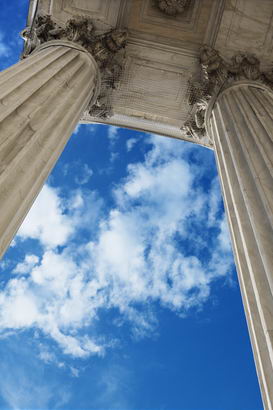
[{"left": 26, "top": 0, "right": 273, "bottom": 148}]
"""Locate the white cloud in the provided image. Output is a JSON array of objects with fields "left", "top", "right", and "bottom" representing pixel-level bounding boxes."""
[
  {"left": 218, "top": 216, "right": 232, "bottom": 253},
  {"left": 13, "top": 254, "right": 39, "bottom": 275},
  {"left": 107, "top": 126, "right": 119, "bottom": 142},
  {"left": 0, "top": 134, "right": 234, "bottom": 359},
  {"left": 207, "top": 177, "right": 222, "bottom": 226},
  {"left": 0, "top": 249, "right": 104, "bottom": 357},
  {"left": 110, "top": 151, "right": 119, "bottom": 163},
  {"left": 126, "top": 138, "right": 137, "bottom": 151},
  {"left": 17, "top": 185, "right": 74, "bottom": 248},
  {"left": 39, "top": 350, "right": 55, "bottom": 364},
  {"left": 75, "top": 163, "right": 93, "bottom": 185}
]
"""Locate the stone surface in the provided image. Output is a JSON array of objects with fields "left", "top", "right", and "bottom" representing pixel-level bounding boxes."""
[
  {"left": 154, "top": 0, "right": 190, "bottom": 16},
  {"left": 184, "top": 46, "right": 273, "bottom": 142},
  {"left": 0, "top": 41, "right": 99, "bottom": 258},
  {"left": 214, "top": 0, "right": 273, "bottom": 64},
  {"left": 207, "top": 81, "right": 273, "bottom": 410}
]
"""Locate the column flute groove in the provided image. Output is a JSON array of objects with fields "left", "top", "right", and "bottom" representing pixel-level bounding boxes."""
[
  {"left": 0, "top": 46, "right": 66, "bottom": 82},
  {"left": 211, "top": 112, "right": 273, "bottom": 409},
  {"left": 233, "top": 89, "right": 273, "bottom": 224},
  {"left": 227, "top": 90, "right": 273, "bottom": 222},
  {"left": 238, "top": 89, "right": 273, "bottom": 180},
  {"left": 0, "top": 48, "right": 72, "bottom": 96},
  {"left": 209, "top": 84, "right": 273, "bottom": 409},
  {"left": 0, "top": 58, "right": 93, "bottom": 183},
  {"left": 0, "top": 51, "right": 81, "bottom": 121},
  {"left": 221, "top": 90, "right": 273, "bottom": 282},
  {"left": 213, "top": 98, "right": 273, "bottom": 327}
]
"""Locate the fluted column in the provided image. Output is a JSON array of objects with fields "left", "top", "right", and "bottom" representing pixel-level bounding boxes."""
[
  {"left": 206, "top": 81, "right": 273, "bottom": 409},
  {"left": 0, "top": 40, "right": 100, "bottom": 257}
]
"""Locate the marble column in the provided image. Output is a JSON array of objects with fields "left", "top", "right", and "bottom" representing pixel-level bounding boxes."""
[
  {"left": 206, "top": 81, "right": 273, "bottom": 410},
  {"left": 0, "top": 40, "right": 100, "bottom": 258}
]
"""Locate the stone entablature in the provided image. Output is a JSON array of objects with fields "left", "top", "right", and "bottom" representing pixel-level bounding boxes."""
[{"left": 184, "top": 45, "right": 273, "bottom": 142}]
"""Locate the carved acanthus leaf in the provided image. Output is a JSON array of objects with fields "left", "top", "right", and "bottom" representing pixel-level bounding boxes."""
[
  {"left": 155, "top": 0, "right": 190, "bottom": 16},
  {"left": 183, "top": 45, "right": 273, "bottom": 142},
  {"left": 21, "top": 15, "right": 128, "bottom": 119}
]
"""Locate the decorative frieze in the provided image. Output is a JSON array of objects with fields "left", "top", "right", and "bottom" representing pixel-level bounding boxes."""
[
  {"left": 184, "top": 45, "right": 273, "bottom": 142},
  {"left": 154, "top": 0, "right": 190, "bottom": 16},
  {"left": 21, "top": 15, "right": 128, "bottom": 119}
]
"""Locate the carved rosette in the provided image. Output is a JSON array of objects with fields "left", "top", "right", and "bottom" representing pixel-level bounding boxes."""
[
  {"left": 21, "top": 15, "right": 128, "bottom": 119},
  {"left": 184, "top": 45, "right": 273, "bottom": 143},
  {"left": 155, "top": 0, "right": 190, "bottom": 16}
]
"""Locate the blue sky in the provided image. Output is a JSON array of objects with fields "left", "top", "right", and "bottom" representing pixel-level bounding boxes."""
[{"left": 0, "top": 2, "right": 263, "bottom": 409}]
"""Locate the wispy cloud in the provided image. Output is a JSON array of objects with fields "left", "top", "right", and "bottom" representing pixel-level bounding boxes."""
[
  {"left": 126, "top": 137, "right": 137, "bottom": 151},
  {"left": 0, "top": 340, "right": 71, "bottom": 409},
  {"left": 63, "top": 161, "right": 94, "bottom": 185},
  {"left": 92, "top": 364, "right": 132, "bottom": 409},
  {"left": 0, "top": 32, "right": 11, "bottom": 58},
  {"left": 75, "top": 163, "right": 93, "bottom": 185},
  {"left": 107, "top": 126, "right": 120, "bottom": 143}
]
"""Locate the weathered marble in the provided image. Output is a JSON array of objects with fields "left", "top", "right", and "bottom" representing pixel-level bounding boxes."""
[{"left": 206, "top": 81, "right": 273, "bottom": 410}]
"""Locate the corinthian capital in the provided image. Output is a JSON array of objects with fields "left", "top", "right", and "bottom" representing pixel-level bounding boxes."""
[
  {"left": 184, "top": 45, "right": 273, "bottom": 142},
  {"left": 21, "top": 15, "right": 128, "bottom": 119},
  {"left": 21, "top": 15, "right": 127, "bottom": 65}
]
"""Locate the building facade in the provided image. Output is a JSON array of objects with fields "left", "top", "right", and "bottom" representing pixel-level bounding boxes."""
[{"left": 0, "top": 0, "right": 272, "bottom": 408}]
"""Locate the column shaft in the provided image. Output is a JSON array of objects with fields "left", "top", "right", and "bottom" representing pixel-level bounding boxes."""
[
  {"left": 0, "top": 41, "right": 99, "bottom": 257},
  {"left": 207, "top": 82, "right": 273, "bottom": 409}
]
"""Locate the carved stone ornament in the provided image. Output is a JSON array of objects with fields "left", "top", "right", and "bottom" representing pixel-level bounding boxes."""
[
  {"left": 184, "top": 45, "right": 273, "bottom": 142},
  {"left": 155, "top": 0, "right": 190, "bottom": 16},
  {"left": 21, "top": 15, "right": 128, "bottom": 119}
]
